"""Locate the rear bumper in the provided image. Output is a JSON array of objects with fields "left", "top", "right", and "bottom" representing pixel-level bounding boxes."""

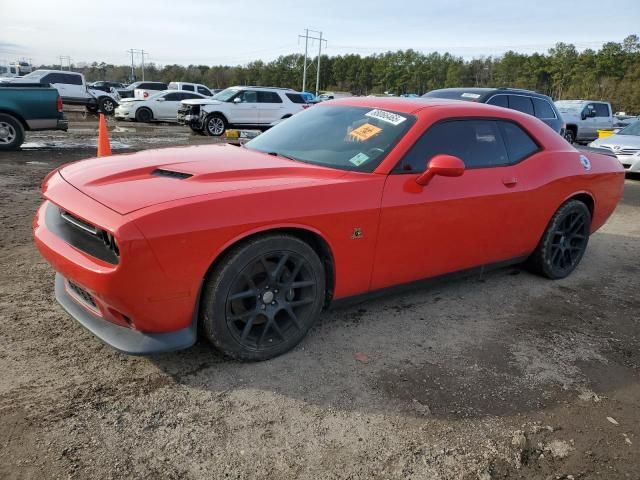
[{"left": 55, "top": 273, "right": 196, "bottom": 355}]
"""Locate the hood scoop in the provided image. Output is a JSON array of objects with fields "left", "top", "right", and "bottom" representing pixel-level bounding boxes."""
[{"left": 151, "top": 168, "right": 193, "bottom": 180}]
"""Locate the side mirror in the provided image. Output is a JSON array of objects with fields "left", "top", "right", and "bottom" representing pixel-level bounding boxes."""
[
  {"left": 233, "top": 97, "right": 242, "bottom": 104},
  {"left": 415, "top": 154, "right": 465, "bottom": 186}
]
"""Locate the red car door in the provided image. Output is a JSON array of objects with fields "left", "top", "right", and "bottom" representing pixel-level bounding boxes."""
[{"left": 370, "top": 118, "right": 536, "bottom": 290}]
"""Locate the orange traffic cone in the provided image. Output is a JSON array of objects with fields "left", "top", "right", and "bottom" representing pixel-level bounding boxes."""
[{"left": 97, "top": 113, "right": 112, "bottom": 157}]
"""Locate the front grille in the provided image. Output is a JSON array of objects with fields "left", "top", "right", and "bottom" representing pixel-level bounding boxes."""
[
  {"left": 152, "top": 168, "right": 193, "bottom": 179},
  {"left": 45, "top": 203, "right": 120, "bottom": 265},
  {"left": 67, "top": 281, "right": 97, "bottom": 309}
]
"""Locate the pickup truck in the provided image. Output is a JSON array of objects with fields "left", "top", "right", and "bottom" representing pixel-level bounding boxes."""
[
  {"left": 8, "top": 70, "right": 120, "bottom": 114},
  {"left": 554, "top": 100, "right": 614, "bottom": 144},
  {"left": 0, "top": 84, "right": 68, "bottom": 150}
]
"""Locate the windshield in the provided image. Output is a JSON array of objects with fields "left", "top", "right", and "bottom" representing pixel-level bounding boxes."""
[
  {"left": 617, "top": 120, "right": 640, "bottom": 136},
  {"left": 245, "top": 105, "right": 415, "bottom": 172},
  {"left": 212, "top": 87, "right": 240, "bottom": 102},
  {"left": 554, "top": 101, "right": 584, "bottom": 114}
]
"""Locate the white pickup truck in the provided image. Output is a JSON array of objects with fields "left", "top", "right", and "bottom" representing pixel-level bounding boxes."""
[{"left": 9, "top": 70, "right": 120, "bottom": 114}]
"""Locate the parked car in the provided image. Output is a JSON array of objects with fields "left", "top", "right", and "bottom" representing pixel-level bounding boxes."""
[
  {"left": 589, "top": 120, "right": 640, "bottom": 173},
  {"left": 167, "top": 82, "right": 215, "bottom": 97},
  {"left": 117, "top": 81, "right": 167, "bottom": 99},
  {"left": 0, "top": 84, "right": 68, "bottom": 150},
  {"left": 177, "top": 86, "right": 308, "bottom": 136},
  {"left": 115, "top": 90, "right": 207, "bottom": 123},
  {"left": 554, "top": 100, "right": 613, "bottom": 144},
  {"left": 89, "top": 81, "right": 125, "bottom": 93},
  {"left": 9, "top": 70, "right": 120, "bottom": 114},
  {"left": 34, "top": 97, "right": 623, "bottom": 359},
  {"left": 317, "top": 91, "right": 352, "bottom": 101},
  {"left": 423, "top": 87, "right": 565, "bottom": 135}
]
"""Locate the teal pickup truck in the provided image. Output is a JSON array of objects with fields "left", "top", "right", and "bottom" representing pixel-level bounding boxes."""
[{"left": 0, "top": 84, "right": 68, "bottom": 150}]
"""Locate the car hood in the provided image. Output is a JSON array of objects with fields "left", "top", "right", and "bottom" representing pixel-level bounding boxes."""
[
  {"left": 57, "top": 144, "right": 347, "bottom": 215},
  {"left": 591, "top": 134, "right": 640, "bottom": 149},
  {"left": 181, "top": 99, "right": 222, "bottom": 106}
]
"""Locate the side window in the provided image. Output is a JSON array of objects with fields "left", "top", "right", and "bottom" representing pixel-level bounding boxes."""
[
  {"left": 487, "top": 95, "right": 508, "bottom": 108},
  {"left": 163, "top": 92, "right": 182, "bottom": 101},
  {"left": 66, "top": 74, "right": 83, "bottom": 85},
  {"left": 285, "top": 93, "right": 306, "bottom": 104},
  {"left": 258, "top": 91, "right": 283, "bottom": 103},
  {"left": 239, "top": 90, "right": 258, "bottom": 103},
  {"left": 182, "top": 93, "right": 203, "bottom": 100},
  {"left": 594, "top": 103, "right": 610, "bottom": 117},
  {"left": 182, "top": 84, "right": 195, "bottom": 92},
  {"left": 497, "top": 121, "right": 539, "bottom": 163},
  {"left": 395, "top": 120, "right": 509, "bottom": 172},
  {"left": 508, "top": 95, "right": 534, "bottom": 116},
  {"left": 531, "top": 98, "right": 556, "bottom": 119},
  {"left": 197, "top": 86, "right": 211, "bottom": 96}
]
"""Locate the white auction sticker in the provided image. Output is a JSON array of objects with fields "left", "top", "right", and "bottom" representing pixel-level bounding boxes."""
[
  {"left": 365, "top": 109, "right": 407, "bottom": 126},
  {"left": 461, "top": 92, "right": 481, "bottom": 99}
]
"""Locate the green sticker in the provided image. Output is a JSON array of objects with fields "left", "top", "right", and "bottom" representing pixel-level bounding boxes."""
[{"left": 349, "top": 152, "right": 369, "bottom": 166}]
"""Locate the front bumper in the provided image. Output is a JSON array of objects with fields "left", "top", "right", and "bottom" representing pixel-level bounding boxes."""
[
  {"left": 616, "top": 155, "right": 640, "bottom": 173},
  {"left": 114, "top": 107, "right": 133, "bottom": 119},
  {"left": 55, "top": 274, "right": 196, "bottom": 355}
]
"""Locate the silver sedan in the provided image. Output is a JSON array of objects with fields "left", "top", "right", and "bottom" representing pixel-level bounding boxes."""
[{"left": 590, "top": 121, "right": 640, "bottom": 173}]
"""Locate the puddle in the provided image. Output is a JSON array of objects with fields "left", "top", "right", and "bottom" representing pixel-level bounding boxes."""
[{"left": 21, "top": 140, "right": 133, "bottom": 150}]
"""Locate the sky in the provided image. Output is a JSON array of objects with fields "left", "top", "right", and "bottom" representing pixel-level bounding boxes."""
[{"left": 2, "top": 0, "right": 639, "bottom": 67}]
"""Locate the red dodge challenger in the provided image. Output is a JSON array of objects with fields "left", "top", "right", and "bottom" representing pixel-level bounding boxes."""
[{"left": 34, "top": 98, "right": 624, "bottom": 360}]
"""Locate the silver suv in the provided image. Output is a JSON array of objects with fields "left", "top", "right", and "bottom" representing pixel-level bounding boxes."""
[{"left": 177, "top": 86, "right": 309, "bottom": 136}]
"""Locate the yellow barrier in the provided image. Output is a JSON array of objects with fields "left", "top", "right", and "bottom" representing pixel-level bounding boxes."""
[{"left": 597, "top": 129, "right": 615, "bottom": 139}]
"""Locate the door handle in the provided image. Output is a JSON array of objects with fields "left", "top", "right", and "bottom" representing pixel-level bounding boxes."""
[{"left": 502, "top": 177, "right": 518, "bottom": 187}]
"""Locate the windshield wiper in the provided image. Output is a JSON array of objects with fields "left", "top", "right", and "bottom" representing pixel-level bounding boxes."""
[{"left": 266, "top": 151, "right": 297, "bottom": 161}]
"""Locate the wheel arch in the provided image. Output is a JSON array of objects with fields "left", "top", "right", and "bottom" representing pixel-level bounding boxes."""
[
  {"left": 202, "top": 225, "right": 336, "bottom": 307},
  {"left": 564, "top": 191, "right": 595, "bottom": 219},
  {"left": 0, "top": 109, "right": 28, "bottom": 130},
  {"left": 281, "top": 113, "right": 292, "bottom": 119},
  {"left": 205, "top": 110, "right": 229, "bottom": 124}
]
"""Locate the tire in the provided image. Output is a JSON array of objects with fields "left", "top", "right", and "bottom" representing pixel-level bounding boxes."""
[
  {"left": 135, "top": 108, "right": 153, "bottom": 123},
  {"left": 201, "top": 234, "right": 326, "bottom": 361},
  {"left": 189, "top": 126, "right": 205, "bottom": 135},
  {"left": 564, "top": 129, "right": 576, "bottom": 144},
  {"left": 99, "top": 97, "right": 117, "bottom": 115},
  {"left": 527, "top": 200, "right": 591, "bottom": 279},
  {"left": 0, "top": 113, "right": 25, "bottom": 151},
  {"left": 204, "top": 113, "right": 226, "bottom": 136}
]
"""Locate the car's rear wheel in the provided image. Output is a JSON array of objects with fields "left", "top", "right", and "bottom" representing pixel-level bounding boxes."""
[
  {"left": 135, "top": 108, "right": 153, "bottom": 123},
  {"left": 99, "top": 97, "right": 117, "bottom": 115},
  {"left": 527, "top": 199, "right": 591, "bottom": 279},
  {"left": 204, "top": 114, "right": 226, "bottom": 136},
  {"left": 201, "top": 234, "right": 325, "bottom": 361},
  {"left": 0, "top": 113, "right": 25, "bottom": 151},
  {"left": 564, "top": 129, "right": 576, "bottom": 144}
]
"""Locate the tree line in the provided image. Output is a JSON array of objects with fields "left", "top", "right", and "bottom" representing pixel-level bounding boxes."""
[{"left": 49, "top": 34, "right": 640, "bottom": 112}]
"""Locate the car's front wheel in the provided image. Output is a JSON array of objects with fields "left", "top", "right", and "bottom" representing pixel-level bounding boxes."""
[
  {"left": 201, "top": 234, "right": 326, "bottom": 361},
  {"left": 527, "top": 199, "right": 591, "bottom": 279},
  {"left": 135, "top": 108, "right": 153, "bottom": 123},
  {"left": 204, "top": 114, "right": 226, "bottom": 136},
  {"left": 99, "top": 97, "right": 117, "bottom": 115}
]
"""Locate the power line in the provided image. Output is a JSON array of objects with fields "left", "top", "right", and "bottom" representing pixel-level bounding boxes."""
[{"left": 127, "top": 49, "right": 148, "bottom": 81}]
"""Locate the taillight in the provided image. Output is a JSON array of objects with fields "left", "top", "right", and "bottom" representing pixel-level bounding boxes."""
[
  {"left": 302, "top": 104, "right": 310, "bottom": 109},
  {"left": 56, "top": 96, "right": 63, "bottom": 112}
]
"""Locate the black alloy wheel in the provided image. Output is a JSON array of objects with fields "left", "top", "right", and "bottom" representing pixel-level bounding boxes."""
[
  {"left": 201, "top": 235, "right": 325, "bottom": 361},
  {"left": 527, "top": 199, "right": 591, "bottom": 279}
]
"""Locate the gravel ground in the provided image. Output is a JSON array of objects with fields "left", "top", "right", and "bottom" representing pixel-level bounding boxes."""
[{"left": 0, "top": 119, "right": 639, "bottom": 479}]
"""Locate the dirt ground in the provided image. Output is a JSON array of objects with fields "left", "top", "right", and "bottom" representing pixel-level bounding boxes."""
[{"left": 1, "top": 118, "right": 639, "bottom": 480}]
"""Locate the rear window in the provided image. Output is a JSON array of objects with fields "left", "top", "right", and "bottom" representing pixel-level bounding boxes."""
[
  {"left": 487, "top": 95, "right": 508, "bottom": 108},
  {"left": 139, "top": 82, "right": 166, "bottom": 90},
  {"left": 285, "top": 93, "right": 307, "bottom": 104},
  {"left": 182, "top": 84, "right": 194, "bottom": 92},
  {"left": 532, "top": 98, "right": 556, "bottom": 119},
  {"left": 423, "top": 89, "right": 484, "bottom": 101}
]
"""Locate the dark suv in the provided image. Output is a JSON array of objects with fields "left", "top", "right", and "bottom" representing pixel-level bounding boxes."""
[{"left": 422, "top": 88, "right": 564, "bottom": 136}]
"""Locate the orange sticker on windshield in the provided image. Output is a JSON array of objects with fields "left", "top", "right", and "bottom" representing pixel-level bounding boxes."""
[{"left": 349, "top": 123, "right": 382, "bottom": 141}]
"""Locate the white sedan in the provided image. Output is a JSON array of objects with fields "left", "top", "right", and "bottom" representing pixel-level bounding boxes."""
[{"left": 115, "top": 90, "right": 207, "bottom": 123}]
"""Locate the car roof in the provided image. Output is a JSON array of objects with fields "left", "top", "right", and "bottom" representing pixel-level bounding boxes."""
[{"left": 425, "top": 87, "right": 551, "bottom": 100}]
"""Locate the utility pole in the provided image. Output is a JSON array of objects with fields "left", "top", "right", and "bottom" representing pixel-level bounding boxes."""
[
  {"left": 140, "top": 50, "right": 147, "bottom": 81},
  {"left": 299, "top": 29, "right": 309, "bottom": 92},
  {"left": 298, "top": 29, "right": 327, "bottom": 95}
]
